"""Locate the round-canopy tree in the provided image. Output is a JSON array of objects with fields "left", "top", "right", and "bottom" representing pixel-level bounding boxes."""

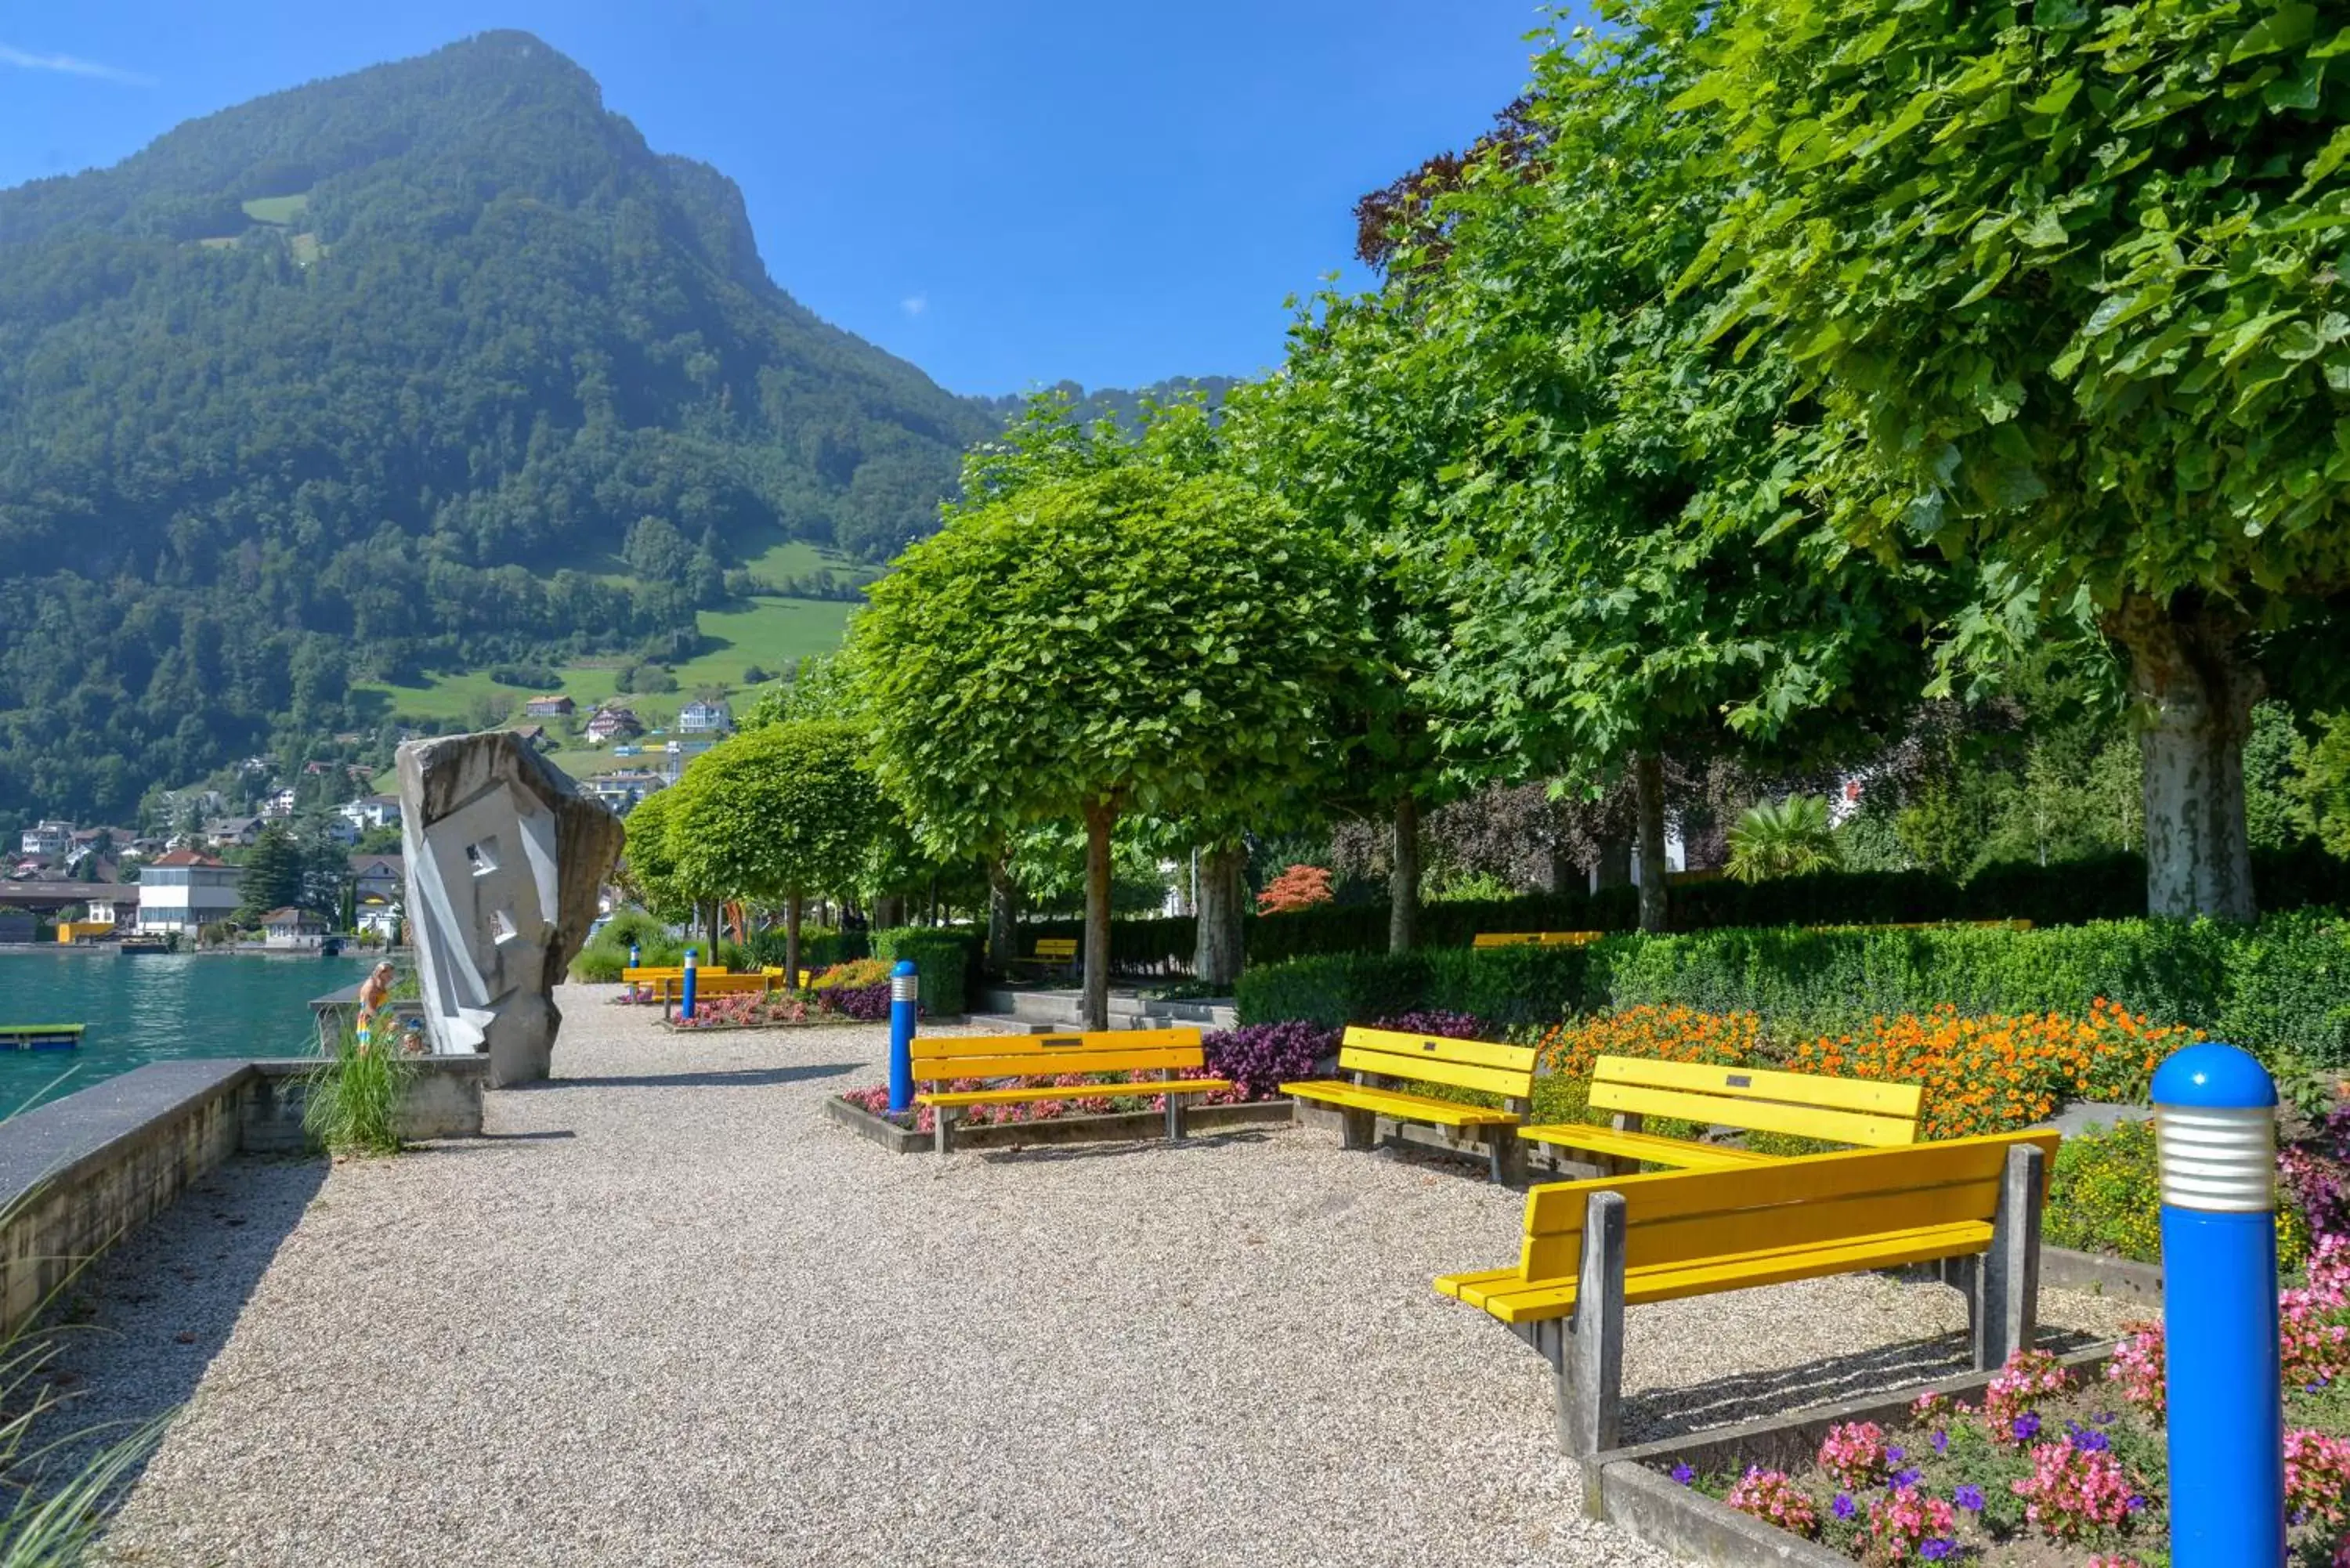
[
  {"left": 851, "top": 462, "right": 1362, "bottom": 1028},
  {"left": 1694, "top": 0, "right": 2350, "bottom": 917},
  {"left": 665, "top": 719, "right": 877, "bottom": 981}
]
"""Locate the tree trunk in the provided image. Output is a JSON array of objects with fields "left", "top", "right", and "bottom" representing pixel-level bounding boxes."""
[
  {"left": 1633, "top": 752, "right": 1668, "bottom": 934},
  {"left": 784, "top": 894, "right": 802, "bottom": 985},
  {"left": 1389, "top": 792, "right": 1420, "bottom": 953},
  {"left": 985, "top": 855, "right": 1018, "bottom": 972},
  {"left": 1082, "top": 802, "right": 1114, "bottom": 1030},
  {"left": 1192, "top": 843, "right": 1246, "bottom": 989},
  {"left": 2109, "top": 594, "right": 2259, "bottom": 920}
]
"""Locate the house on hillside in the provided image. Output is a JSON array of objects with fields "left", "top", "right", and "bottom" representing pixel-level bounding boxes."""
[
  {"left": 525, "top": 695, "right": 575, "bottom": 717},
  {"left": 337, "top": 795, "right": 401, "bottom": 833},
  {"left": 349, "top": 852, "right": 404, "bottom": 940},
  {"left": 260, "top": 906, "right": 328, "bottom": 949},
  {"left": 584, "top": 706, "right": 643, "bottom": 744},
  {"left": 137, "top": 851, "right": 240, "bottom": 934},
  {"left": 204, "top": 817, "right": 264, "bottom": 849},
  {"left": 262, "top": 788, "right": 298, "bottom": 818},
  {"left": 677, "top": 699, "right": 731, "bottom": 735},
  {"left": 17, "top": 822, "right": 72, "bottom": 862}
]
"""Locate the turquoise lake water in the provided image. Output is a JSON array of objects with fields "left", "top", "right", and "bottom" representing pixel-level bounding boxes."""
[{"left": 0, "top": 949, "right": 371, "bottom": 1114}]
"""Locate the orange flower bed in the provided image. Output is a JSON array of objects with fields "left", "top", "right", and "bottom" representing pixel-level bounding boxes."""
[{"left": 1536, "top": 999, "right": 2196, "bottom": 1140}]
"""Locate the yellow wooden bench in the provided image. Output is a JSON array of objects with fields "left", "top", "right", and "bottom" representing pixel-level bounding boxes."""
[
  {"left": 914, "top": 1028, "right": 1229, "bottom": 1154},
  {"left": 1517, "top": 1055, "right": 1925, "bottom": 1174},
  {"left": 622, "top": 964, "right": 732, "bottom": 986},
  {"left": 1471, "top": 931, "right": 1605, "bottom": 948},
  {"left": 1437, "top": 1130, "right": 2057, "bottom": 1453},
  {"left": 1005, "top": 937, "right": 1080, "bottom": 976},
  {"left": 1282, "top": 1026, "right": 1538, "bottom": 1183}
]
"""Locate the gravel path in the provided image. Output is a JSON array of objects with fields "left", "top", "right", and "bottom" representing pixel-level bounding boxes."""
[{"left": 52, "top": 988, "right": 2138, "bottom": 1566}]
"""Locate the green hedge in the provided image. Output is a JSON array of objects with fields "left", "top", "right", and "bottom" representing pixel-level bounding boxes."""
[
  {"left": 747, "top": 926, "right": 868, "bottom": 971},
  {"left": 1235, "top": 911, "right": 2350, "bottom": 1068},
  {"left": 873, "top": 927, "right": 977, "bottom": 1017},
  {"left": 1014, "top": 916, "right": 1196, "bottom": 974}
]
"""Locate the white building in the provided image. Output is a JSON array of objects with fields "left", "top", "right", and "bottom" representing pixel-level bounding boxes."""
[
  {"left": 136, "top": 851, "right": 241, "bottom": 934},
  {"left": 85, "top": 889, "right": 138, "bottom": 927},
  {"left": 262, "top": 788, "right": 298, "bottom": 819},
  {"left": 677, "top": 699, "right": 731, "bottom": 735},
  {"left": 259, "top": 906, "right": 328, "bottom": 949},
  {"left": 338, "top": 795, "right": 401, "bottom": 833},
  {"left": 17, "top": 822, "right": 72, "bottom": 862}
]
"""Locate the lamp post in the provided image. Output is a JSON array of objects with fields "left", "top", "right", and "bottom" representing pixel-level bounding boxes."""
[
  {"left": 680, "top": 945, "right": 699, "bottom": 1024},
  {"left": 2153, "top": 1041, "right": 2283, "bottom": 1567},
  {"left": 888, "top": 959, "right": 919, "bottom": 1114}
]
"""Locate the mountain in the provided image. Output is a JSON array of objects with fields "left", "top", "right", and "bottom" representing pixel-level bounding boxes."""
[{"left": 0, "top": 31, "right": 996, "bottom": 829}]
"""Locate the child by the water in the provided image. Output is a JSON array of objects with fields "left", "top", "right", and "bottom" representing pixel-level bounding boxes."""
[{"left": 356, "top": 960, "right": 394, "bottom": 1053}]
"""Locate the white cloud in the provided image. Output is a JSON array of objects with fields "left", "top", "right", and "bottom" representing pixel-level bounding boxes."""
[
  {"left": 900, "top": 294, "right": 928, "bottom": 317},
  {"left": 0, "top": 42, "right": 156, "bottom": 86}
]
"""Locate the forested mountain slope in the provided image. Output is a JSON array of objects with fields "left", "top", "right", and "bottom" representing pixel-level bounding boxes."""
[{"left": 0, "top": 31, "right": 992, "bottom": 826}]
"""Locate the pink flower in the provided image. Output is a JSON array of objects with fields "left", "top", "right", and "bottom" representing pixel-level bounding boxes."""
[
  {"left": 1867, "top": 1487, "right": 1957, "bottom": 1560},
  {"left": 2011, "top": 1440, "right": 2142, "bottom": 1542},
  {"left": 2104, "top": 1323, "right": 2165, "bottom": 1419},
  {"left": 1724, "top": 1467, "right": 1819, "bottom": 1539},
  {"left": 1985, "top": 1347, "right": 2076, "bottom": 1446},
  {"left": 1818, "top": 1421, "right": 1891, "bottom": 1489},
  {"left": 2287, "top": 1428, "right": 2350, "bottom": 1526}
]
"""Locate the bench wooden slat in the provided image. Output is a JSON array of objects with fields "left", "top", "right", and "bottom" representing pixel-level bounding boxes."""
[
  {"left": 920, "top": 1078, "right": 1231, "bottom": 1108},
  {"left": 1588, "top": 1080, "right": 1919, "bottom": 1148},
  {"left": 1280, "top": 1080, "right": 1521, "bottom": 1127},
  {"left": 1338, "top": 1046, "right": 1531, "bottom": 1101},
  {"left": 914, "top": 1048, "right": 1206, "bottom": 1080},
  {"left": 1594, "top": 1056, "right": 1923, "bottom": 1118},
  {"left": 1344, "top": 1027, "right": 1538, "bottom": 1075},
  {"left": 1441, "top": 1220, "right": 1997, "bottom": 1323},
  {"left": 913, "top": 1028, "right": 1200, "bottom": 1067},
  {"left": 1514, "top": 1124, "right": 1780, "bottom": 1171}
]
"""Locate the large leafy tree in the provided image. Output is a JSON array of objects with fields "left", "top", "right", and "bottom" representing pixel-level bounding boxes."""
[
  {"left": 851, "top": 461, "right": 1361, "bottom": 1028},
  {"left": 1378, "top": 2, "right": 1935, "bottom": 930},
  {"left": 666, "top": 720, "right": 877, "bottom": 981},
  {"left": 1690, "top": 0, "right": 2350, "bottom": 918}
]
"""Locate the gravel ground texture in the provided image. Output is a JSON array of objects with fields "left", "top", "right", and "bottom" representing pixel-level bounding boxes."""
[{"left": 49, "top": 987, "right": 2140, "bottom": 1567}]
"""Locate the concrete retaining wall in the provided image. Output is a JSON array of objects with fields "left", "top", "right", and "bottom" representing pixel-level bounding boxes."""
[{"left": 0, "top": 1056, "right": 486, "bottom": 1336}]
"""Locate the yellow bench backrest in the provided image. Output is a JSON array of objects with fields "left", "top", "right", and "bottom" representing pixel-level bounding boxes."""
[
  {"left": 1471, "top": 931, "right": 1605, "bottom": 949},
  {"left": 1589, "top": 1054, "right": 1924, "bottom": 1148},
  {"left": 1518, "top": 1130, "right": 2059, "bottom": 1282},
  {"left": 1339, "top": 1026, "right": 1537, "bottom": 1100},
  {"left": 911, "top": 1027, "right": 1203, "bottom": 1082},
  {"left": 1034, "top": 938, "right": 1079, "bottom": 959},
  {"left": 623, "top": 965, "right": 732, "bottom": 982}
]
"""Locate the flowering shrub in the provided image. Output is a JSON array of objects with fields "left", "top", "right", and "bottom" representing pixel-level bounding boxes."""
[
  {"left": 1535, "top": 1005, "right": 1765, "bottom": 1080},
  {"left": 1983, "top": 1349, "right": 2077, "bottom": 1446},
  {"left": 2105, "top": 1324, "right": 2166, "bottom": 1419},
  {"left": 822, "top": 981, "right": 891, "bottom": 1022},
  {"left": 2010, "top": 1440, "right": 2141, "bottom": 1541},
  {"left": 671, "top": 991, "right": 813, "bottom": 1029},
  {"left": 1865, "top": 1487, "right": 1956, "bottom": 1561},
  {"left": 2287, "top": 1429, "right": 2350, "bottom": 1526},
  {"left": 1784, "top": 1000, "right": 2195, "bottom": 1140},
  {"left": 1724, "top": 1468, "right": 1818, "bottom": 1539},
  {"left": 811, "top": 959, "right": 891, "bottom": 991},
  {"left": 1817, "top": 1422, "right": 1892, "bottom": 1490},
  {"left": 1202, "top": 1022, "right": 1336, "bottom": 1102},
  {"left": 1256, "top": 864, "right": 1335, "bottom": 914}
]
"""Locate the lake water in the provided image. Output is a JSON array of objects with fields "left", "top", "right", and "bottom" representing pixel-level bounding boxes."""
[{"left": 0, "top": 949, "right": 371, "bottom": 1114}]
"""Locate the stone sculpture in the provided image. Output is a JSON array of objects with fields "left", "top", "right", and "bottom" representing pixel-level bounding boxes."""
[{"left": 397, "top": 732, "right": 624, "bottom": 1087}]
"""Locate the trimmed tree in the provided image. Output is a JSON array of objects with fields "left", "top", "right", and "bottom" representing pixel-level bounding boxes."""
[
  {"left": 666, "top": 720, "right": 876, "bottom": 983},
  {"left": 851, "top": 462, "right": 1361, "bottom": 1028},
  {"left": 1692, "top": 0, "right": 2350, "bottom": 918}
]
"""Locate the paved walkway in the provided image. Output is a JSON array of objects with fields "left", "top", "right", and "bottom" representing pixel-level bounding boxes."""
[{"left": 62, "top": 988, "right": 2134, "bottom": 1566}]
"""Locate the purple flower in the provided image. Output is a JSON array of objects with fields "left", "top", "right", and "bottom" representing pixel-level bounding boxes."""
[
  {"left": 1893, "top": 1466, "right": 1922, "bottom": 1489},
  {"left": 1930, "top": 1429, "right": 1948, "bottom": 1454},
  {"left": 1832, "top": 1493, "right": 1856, "bottom": 1520},
  {"left": 2068, "top": 1425, "right": 2110, "bottom": 1453},
  {"left": 1921, "top": 1542, "right": 1953, "bottom": 1563},
  {"left": 2011, "top": 1412, "right": 2041, "bottom": 1442},
  {"left": 1670, "top": 1463, "right": 1694, "bottom": 1486},
  {"left": 2128, "top": 1494, "right": 2146, "bottom": 1512},
  {"left": 1886, "top": 1446, "right": 1905, "bottom": 1463},
  {"left": 2092, "top": 1410, "right": 2117, "bottom": 1424},
  {"left": 1953, "top": 1484, "right": 1985, "bottom": 1512}
]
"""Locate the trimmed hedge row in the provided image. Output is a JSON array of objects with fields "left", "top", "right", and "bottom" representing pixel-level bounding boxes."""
[
  {"left": 1234, "top": 911, "right": 2350, "bottom": 1068},
  {"left": 1023, "top": 847, "right": 2350, "bottom": 975},
  {"left": 872, "top": 927, "right": 978, "bottom": 1018}
]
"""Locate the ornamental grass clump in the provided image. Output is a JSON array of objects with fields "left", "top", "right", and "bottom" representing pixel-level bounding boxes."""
[{"left": 303, "top": 1028, "right": 417, "bottom": 1157}]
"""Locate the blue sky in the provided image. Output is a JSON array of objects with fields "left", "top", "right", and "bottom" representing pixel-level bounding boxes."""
[{"left": 0, "top": 2, "right": 1546, "bottom": 396}]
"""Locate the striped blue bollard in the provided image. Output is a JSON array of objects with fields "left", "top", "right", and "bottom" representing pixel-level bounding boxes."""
[
  {"left": 2153, "top": 1041, "right": 2283, "bottom": 1567},
  {"left": 888, "top": 959, "right": 919, "bottom": 1114},
  {"left": 680, "top": 945, "right": 699, "bottom": 1023},
  {"left": 629, "top": 941, "right": 641, "bottom": 969}
]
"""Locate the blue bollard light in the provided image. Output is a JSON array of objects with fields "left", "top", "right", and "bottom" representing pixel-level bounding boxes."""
[
  {"left": 2153, "top": 1041, "right": 2283, "bottom": 1567},
  {"left": 887, "top": 959, "right": 919, "bottom": 1114},
  {"left": 629, "top": 941, "right": 641, "bottom": 970},
  {"left": 680, "top": 945, "right": 699, "bottom": 1023}
]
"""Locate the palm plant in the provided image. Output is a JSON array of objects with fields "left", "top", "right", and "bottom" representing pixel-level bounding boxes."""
[{"left": 1726, "top": 794, "right": 1841, "bottom": 883}]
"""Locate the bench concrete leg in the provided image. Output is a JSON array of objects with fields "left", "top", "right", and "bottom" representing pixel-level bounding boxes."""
[
  {"left": 1340, "top": 1107, "right": 1376, "bottom": 1152},
  {"left": 1940, "top": 1253, "right": 1983, "bottom": 1354},
  {"left": 1488, "top": 1125, "right": 1524, "bottom": 1185},
  {"left": 1516, "top": 1190, "right": 1631, "bottom": 1457},
  {"left": 934, "top": 1106, "right": 957, "bottom": 1156},
  {"left": 1166, "top": 1092, "right": 1186, "bottom": 1141},
  {"left": 1976, "top": 1143, "right": 2044, "bottom": 1370}
]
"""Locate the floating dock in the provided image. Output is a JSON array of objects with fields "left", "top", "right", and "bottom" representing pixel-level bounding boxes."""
[{"left": 0, "top": 1024, "right": 82, "bottom": 1052}]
